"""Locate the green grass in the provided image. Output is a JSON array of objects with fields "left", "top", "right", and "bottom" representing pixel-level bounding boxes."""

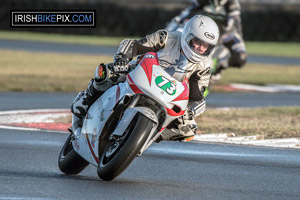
[{"left": 1, "top": 30, "right": 299, "bottom": 57}]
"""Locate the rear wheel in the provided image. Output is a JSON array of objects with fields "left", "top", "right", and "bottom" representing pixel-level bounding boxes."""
[
  {"left": 58, "top": 134, "right": 89, "bottom": 175},
  {"left": 97, "top": 113, "right": 154, "bottom": 181}
]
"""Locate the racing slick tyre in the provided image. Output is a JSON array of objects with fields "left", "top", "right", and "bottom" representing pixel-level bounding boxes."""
[
  {"left": 97, "top": 113, "right": 154, "bottom": 181},
  {"left": 58, "top": 134, "right": 89, "bottom": 175}
]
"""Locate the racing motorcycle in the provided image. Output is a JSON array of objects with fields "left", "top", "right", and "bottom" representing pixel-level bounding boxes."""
[{"left": 58, "top": 52, "right": 193, "bottom": 181}]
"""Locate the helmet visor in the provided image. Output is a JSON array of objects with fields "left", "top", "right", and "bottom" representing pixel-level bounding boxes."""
[{"left": 186, "top": 33, "right": 215, "bottom": 56}]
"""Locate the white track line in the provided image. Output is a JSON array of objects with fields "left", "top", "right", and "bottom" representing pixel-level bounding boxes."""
[
  {"left": 0, "top": 108, "right": 299, "bottom": 148},
  {"left": 230, "top": 83, "right": 300, "bottom": 93},
  {"left": 0, "top": 109, "right": 69, "bottom": 115}
]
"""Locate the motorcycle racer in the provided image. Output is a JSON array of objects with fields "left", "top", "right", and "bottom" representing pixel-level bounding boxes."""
[
  {"left": 167, "top": 0, "right": 247, "bottom": 79},
  {"left": 71, "top": 15, "right": 219, "bottom": 141}
]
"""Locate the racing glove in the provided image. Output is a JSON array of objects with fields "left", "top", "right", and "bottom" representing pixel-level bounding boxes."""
[{"left": 113, "top": 53, "right": 130, "bottom": 73}]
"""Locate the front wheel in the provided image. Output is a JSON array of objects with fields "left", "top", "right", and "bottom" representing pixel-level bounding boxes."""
[
  {"left": 97, "top": 113, "right": 154, "bottom": 181},
  {"left": 58, "top": 134, "right": 89, "bottom": 175}
]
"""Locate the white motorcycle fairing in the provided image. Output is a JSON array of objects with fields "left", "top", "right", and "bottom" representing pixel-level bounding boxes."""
[{"left": 68, "top": 52, "right": 189, "bottom": 176}]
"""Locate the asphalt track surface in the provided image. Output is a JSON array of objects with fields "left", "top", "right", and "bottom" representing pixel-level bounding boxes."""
[
  {"left": 1, "top": 92, "right": 300, "bottom": 112},
  {"left": 1, "top": 39, "right": 300, "bottom": 65},
  {"left": 1, "top": 128, "right": 300, "bottom": 200},
  {"left": 0, "top": 92, "right": 300, "bottom": 200}
]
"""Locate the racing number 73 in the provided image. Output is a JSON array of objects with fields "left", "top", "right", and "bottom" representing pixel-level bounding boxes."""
[{"left": 155, "top": 76, "right": 176, "bottom": 95}]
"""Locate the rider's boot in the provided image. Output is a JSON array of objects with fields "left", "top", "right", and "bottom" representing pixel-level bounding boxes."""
[
  {"left": 160, "top": 117, "right": 197, "bottom": 142},
  {"left": 71, "top": 63, "right": 111, "bottom": 119},
  {"left": 71, "top": 79, "right": 104, "bottom": 119}
]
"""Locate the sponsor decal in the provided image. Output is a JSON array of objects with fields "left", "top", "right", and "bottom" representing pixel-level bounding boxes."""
[
  {"left": 204, "top": 32, "right": 215, "bottom": 40},
  {"left": 73, "top": 139, "right": 80, "bottom": 150},
  {"left": 155, "top": 76, "right": 176, "bottom": 95},
  {"left": 91, "top": 132, "right": 97, "bottom": 148},
  {"left": 146, "top": 109, "right": 156, "bottom": 122},
  {"left": 199, "top": 20, "right": 204, "bottom": 27}
]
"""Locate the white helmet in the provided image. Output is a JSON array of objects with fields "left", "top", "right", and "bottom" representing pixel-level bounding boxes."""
[{"left": 181, "top": 15, "right": 219, "bottom": 63}]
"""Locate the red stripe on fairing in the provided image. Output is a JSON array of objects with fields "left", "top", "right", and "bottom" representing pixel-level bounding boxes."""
[
  {"left": 139, "top": 52, "right": 158, "bottom": 86},
  {"left": 172, "top": 78, "right": 189, "bottom": 102},
  {"left": 86, "top": 134, "right": 99, "bottom": 164},
  {"left": 165, "top": 107, "right": 185, "bottom": 117},
  {"left": 126, "top": 74, "right": 143, "bottom": 94},
  {"left": 159, "top": 127, "right": 166, "bottom": 133}
]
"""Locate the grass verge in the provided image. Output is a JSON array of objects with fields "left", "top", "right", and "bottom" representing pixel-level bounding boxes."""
[
  {"left": 0, "top": 50, "right": 111, "bottom": 92},
  {"left": 1, "top": 50, "right": 299, "bottom": 92},
  {"left": 0, "top": 31, "right": 125, "bottom": 46},
  {"left": 215, "top": 63, "right": 300, "bottom": 86},
  {"left": 57, "top": 106, "right": 300, "bottom": 139},
  {"left": 1, "top": 30, "right": 300, "bottom": 57},
  {"left": 246, "top": 42, "right": 300, "bottom": 58},
  {"left": 196, "top": 107, "right": 300, "bottom": 139}
]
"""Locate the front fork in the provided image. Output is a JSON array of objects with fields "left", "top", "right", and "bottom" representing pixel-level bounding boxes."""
[
  {"left": 115, "top": 94, "right": 163, "bottom": 156},
  {"left": 137, "top": 108, "right": 163, "bottom": 156}
]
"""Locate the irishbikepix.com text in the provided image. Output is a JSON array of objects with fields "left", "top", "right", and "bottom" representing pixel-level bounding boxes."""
[{"left": 11, "top": 11, "right": 95, "bottom": 27}]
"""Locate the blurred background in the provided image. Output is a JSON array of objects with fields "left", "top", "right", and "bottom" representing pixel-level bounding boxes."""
[{"left": 1, "top": 0, "right": 300, "bottom": 41}]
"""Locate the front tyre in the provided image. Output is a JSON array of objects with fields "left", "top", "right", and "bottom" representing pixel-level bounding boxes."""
[
  {"left": 58, "top": 134, "right": 89, "bottom": 175},
  {"left": 97, "top": 113, "right": 154, "bottom": 181}
]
